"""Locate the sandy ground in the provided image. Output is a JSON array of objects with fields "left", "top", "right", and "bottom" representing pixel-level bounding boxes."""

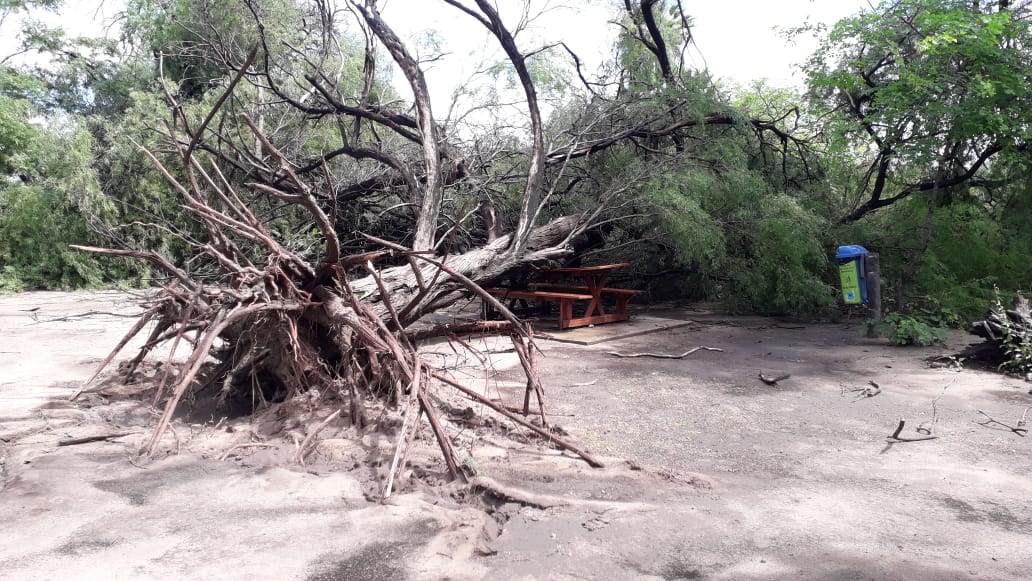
[{"left": 2, "top": 291, "right": 1031, "bottom": 580}]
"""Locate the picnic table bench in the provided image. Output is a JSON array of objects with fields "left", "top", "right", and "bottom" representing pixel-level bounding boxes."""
[{"left": 484, "top": 263, "right": 643, "bottom": 330}]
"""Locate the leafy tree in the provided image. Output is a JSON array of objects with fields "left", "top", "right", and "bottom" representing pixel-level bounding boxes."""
[
  {"left": 803, "top": 0, "right": 1032, "bottom": 224},
  {"left": 0, "top": 112, "right": 118, "bottom": 290}
]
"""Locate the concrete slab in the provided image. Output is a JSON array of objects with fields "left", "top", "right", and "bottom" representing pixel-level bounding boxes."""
[{"left": 534, "top": 315, "right": 698, "bottom": 345}]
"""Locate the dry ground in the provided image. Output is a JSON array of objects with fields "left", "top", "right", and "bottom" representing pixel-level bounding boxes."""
[{"left": 1, "top": 292, "right": 1030, "bottom": 580}]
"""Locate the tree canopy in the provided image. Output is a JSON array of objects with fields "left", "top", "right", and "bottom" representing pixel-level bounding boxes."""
[{"left": 0, "top": 0, "right": 1028, "bottom": 321}]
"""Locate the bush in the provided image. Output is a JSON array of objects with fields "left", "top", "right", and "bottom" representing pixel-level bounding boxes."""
[{"left": 868, "top": 312, "right": 948, "bottom": 347}]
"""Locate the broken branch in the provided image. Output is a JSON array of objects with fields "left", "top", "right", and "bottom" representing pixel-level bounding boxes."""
[{"left": 607, "top": 346, "right": 723, "bottom": 359}]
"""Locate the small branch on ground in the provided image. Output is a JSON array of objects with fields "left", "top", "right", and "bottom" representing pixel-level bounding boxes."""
[
  {"left": 919, "top": 380, "right": 954, "bottom": 434},
  {"left": 57, "top": 432, "right": 135, "bottom": 446},
  {"left": 841, "top": 380, "right": 881, "bottom": 401},
  {"left": 886, "top": 418, "right": 938, "bottom": 443},
  {"left": 758, "top": 373, "right": 790, "bottom": 386},
  {"left": 217, "top": 442, "right": 277, "bottom": 461},
  {"left": 607, "top": 346, "right": 723, "bottom": 359},
  {"left": 29, "top": 310, "right": 148, "bottom": 324},
  {"left": 293, "top": 408, "right": 344, "bottom": 464},
  {"left": 975, "top": 409, "right": 1028, "bottom": 436}
]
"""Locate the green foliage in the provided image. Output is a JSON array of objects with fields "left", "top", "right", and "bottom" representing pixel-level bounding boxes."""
[
  {"left": 868, "top": 312, "right": 948, "bottom": 347},
  {"left": 802, "top": 0, "right": 1032, "bottom": 222},
  {"left": 0, "top": 68, "right": 41, "bottom": 174},
  {"left": 990, "top": 290, "right": 1032, "bottom": 376},
  {"left": 644, "top": 150, "right": 832, "bottom": 315},
  {"left": 0, "top": 119, "right": 113, "bottom": 290}
]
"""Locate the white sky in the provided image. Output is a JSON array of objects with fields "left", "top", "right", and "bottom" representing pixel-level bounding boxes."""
[
  {"left": 687, "top": 1, "right": 869, "bottom": 87},
  {"left": 376, "top": 0, "right": 870, "bottom": 109},
  {"left": 3, "top": 0, "right": 870, "bottom": 104}
]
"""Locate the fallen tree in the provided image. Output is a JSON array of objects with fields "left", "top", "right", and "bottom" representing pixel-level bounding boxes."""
[
  {"left": 68, "top": 1, "right": 628, "bottom": 493},
  {"left": 968, "top": 291, "right": 1032, "bottom": 379},
  {"left": 67, "top": 0, "right": 808, "bottom": 491}
]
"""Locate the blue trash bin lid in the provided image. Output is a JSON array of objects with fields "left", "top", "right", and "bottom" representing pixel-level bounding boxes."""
[{"left": 835, "top": 245, "right": 868, "bottom": 259}]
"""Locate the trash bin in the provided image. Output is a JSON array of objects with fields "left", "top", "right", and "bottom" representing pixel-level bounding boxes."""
[{"left": 835, "top": 245, "right": 868, "bottom": 305}]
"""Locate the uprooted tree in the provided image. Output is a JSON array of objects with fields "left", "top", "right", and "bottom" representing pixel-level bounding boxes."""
[{"left": 69, "top": 0, "right": 807, "bottom": 490}]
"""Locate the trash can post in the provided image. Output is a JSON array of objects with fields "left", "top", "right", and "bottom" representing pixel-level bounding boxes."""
[{"left": 865, "top": 252, "right": 881, "bottom": 333}]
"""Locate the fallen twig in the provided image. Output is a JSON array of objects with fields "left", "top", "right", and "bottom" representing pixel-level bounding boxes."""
[
  {"left": 919, "top": 381, "right": 954, "bottom": 434},
  {"left": 758, "top": 373, "right": 790, "bottom": 386},
  {"left": 292, "top": 408, "right": 343, "bottom": 464},
  {"left": 28, "top": 310, "right": 148, "bottom": 325},
  {"left": 886, "top": 418, "right": 938, "bottom": 443},
  {"left": 383, "top": 360, "right": 423, "bottom": 500},
  {"left": 975, "top": 409, "right": 1028, "bottom": 436},
  {"left": 217, "top": 442, "right": 276, "bottom": 461},
  {"left": 842, "top": 380, "right": 881, "bottom": 401},
  {"left": 57, "top": 432, "right": 134, "bottom": 447},
  {"left": 430, "top": 369, "right": 604, "bottom": 468},
  {"left": 607, "top": 346, "right": 723, "bottom": 359},
  {"left": 567, "top": 379, "right": 598, "bottom": 387}
]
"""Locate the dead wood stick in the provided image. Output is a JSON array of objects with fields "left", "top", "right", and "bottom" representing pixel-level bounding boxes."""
[
  {"left": 418, "top": 390, "right": 467, "bottom": 483},
  {"left": 493, "top": 404, "right": 576, "bottom": 416},
  {"left": 383, "top": 360, "right": 422, "bottom": 499},
  {"left": 975, "top": 409, "right": 1028, "bottom": 436},
  {"left": 529, "top": 333, "right": 547, "bottom": 423},
  {"left": 217, "top": 443, "right": 276, "bottom": 461},
  {"left": 30, "top": 310, "right": 143, "bottom": 323},
  {"left": 57, "top": 432, "right": 134, "bottom": 447},
  {"left": 446, "top": 332, "right": 488, "bottom": 365},
  {"left": 293, "top": 408, "right": 344, "bottom": 465},
  {"left": 469, "top": 476, "right": 568, "bottom": 509},
  {"left": 70, "top": 245, "right": 196, "bottom": 291},
  {"left": 185, "top": 46, "right": 258, "bottom": 158},
  {"left": 143, "top": 307, "right": 228, "bottom": 458},
  {"left": 405, "top": 320, "right": 516, "bottom": 342},
  {"left": 407, "top": 256, "right": 427, "bottom": 293},
  {"left": 607, "top": 346, "right": 723, "bottom": 359},
  {"left": 152, "top": 294, "right": 201, "bottom": 406},
  {"left": 886, "top": 418, "right": 938, "bottom": 442},
  {"left": 511, "top": 334, "right": 536, "bottom": 417},
  {"left": 365, "top": 260, "right": 404, "bottom": 333},
  {"left": 429, "top": 369, "right": 604, "bottom": 468},
  {"left": 843, "top": 380, "right": 881, "bottom": 401},
  {"left": 70, "top": 306, "right": 159, "bottom": 400}
]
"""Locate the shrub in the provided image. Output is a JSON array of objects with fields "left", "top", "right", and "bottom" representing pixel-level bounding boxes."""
[{"left": 868, "top": 312, "right": 948, "bottom": 347}]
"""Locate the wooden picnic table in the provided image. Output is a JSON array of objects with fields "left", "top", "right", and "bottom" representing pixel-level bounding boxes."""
[{"left": 486, "top": 263, "right": 641, "bottom": 329}]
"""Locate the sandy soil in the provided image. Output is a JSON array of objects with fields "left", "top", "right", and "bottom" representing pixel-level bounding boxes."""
[{"left": 1, "top": 291, "right": 1030, "bottom": 580}]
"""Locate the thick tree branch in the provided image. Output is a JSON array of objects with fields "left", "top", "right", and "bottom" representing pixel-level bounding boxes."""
[{"left": 353, "top": 0, "right": 443, "bottom": 251}]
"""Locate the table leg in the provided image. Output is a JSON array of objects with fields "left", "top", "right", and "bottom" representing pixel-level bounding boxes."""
[
  {"left": 583, "top": 273, "right": 610, "bottom": 317},
  {"left": 558, "top": 300, "right": 573, "bottom": 330}
]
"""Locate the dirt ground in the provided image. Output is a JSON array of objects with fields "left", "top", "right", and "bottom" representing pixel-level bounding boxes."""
[{"left": 2, "top": 291, "right": 1031, "bottom": 580}]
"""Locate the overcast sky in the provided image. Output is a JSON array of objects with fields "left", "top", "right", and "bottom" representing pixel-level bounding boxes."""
[
  {"left": 687, "top": 1, "right": 869, "bottom": 87},
  {"left": 3, "top": 0, "right": 870, "bottom": 103},
  {"left": 376, "top": 0, "right": 870, "bottom": 110}
]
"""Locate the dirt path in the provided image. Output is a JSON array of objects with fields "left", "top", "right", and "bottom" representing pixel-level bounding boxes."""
[
  {"left": 478, "top": 314, "right": 1032, "bottom": 579},
  {"left": 2, "top": 293, "right": 1030, "bottom": 580}
]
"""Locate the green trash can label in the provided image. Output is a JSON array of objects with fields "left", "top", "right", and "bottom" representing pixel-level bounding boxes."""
[{"left": 839, "top": 262, "right": 862, "bottom": 304}]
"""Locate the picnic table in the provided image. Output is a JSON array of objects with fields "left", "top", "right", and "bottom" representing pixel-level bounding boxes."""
[{"left": 485, "top": 263, "right": 642, "bottom": 329}]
